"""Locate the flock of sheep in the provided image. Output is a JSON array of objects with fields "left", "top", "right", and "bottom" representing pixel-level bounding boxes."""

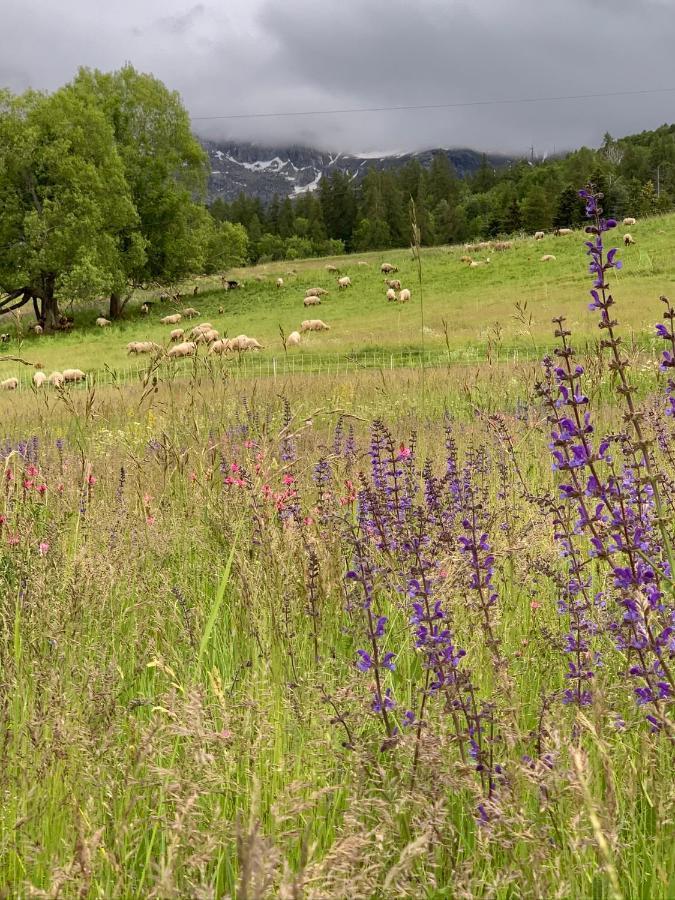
[
  {"left": 0, "top": 368, "right": 85, "bottom": 391},
  {"left": 460, "top": 218, "right": 639, "bottom": 266},
  {"left": 0, "top": 218, "right": 644, "bottom": 391}
]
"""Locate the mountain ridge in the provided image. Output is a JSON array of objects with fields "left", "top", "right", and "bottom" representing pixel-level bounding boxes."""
[{"left": 203, "top": 139, "right": 517, "bottom": 204}]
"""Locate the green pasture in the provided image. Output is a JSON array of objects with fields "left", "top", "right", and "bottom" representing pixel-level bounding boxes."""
[{"left": 1, "top": 214, "right": 674, "bottom": 383}]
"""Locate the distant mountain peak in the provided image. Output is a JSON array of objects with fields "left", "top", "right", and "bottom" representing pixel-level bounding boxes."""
[{"left": 203, "top": 139, "right": 516, "bottom": 204}]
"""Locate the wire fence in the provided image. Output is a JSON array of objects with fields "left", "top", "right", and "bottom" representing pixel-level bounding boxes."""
[{"left": 5, "top": 342, "right": 664, "bottom": 391}]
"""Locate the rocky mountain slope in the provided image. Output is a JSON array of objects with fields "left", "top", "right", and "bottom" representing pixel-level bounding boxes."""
[{"left": 203, "top": 140, "right": 515, "bottom": 204}]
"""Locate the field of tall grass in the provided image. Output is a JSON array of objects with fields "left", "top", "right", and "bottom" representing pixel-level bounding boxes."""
[{"left": 1, "top": 203, "right": 675, "bottom": 898}]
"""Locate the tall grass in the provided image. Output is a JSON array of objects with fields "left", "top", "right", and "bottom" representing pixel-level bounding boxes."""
[{"left": 0, "top": 345, "right": 672, "bottom": 897}]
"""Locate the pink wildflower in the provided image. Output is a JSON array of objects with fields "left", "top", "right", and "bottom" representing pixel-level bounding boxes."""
[{"left": 38, "top": 541, "right": 49, "bottom": 556}]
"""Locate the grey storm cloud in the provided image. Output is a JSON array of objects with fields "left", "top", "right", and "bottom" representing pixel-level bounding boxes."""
[{"left": 2, "top": 0, "right": 675, "bottom": 155}]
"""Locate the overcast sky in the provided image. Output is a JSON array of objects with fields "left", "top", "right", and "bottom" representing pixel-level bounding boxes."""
[{"left": 3, "top": 0, "right": 675, "bottom": 155}]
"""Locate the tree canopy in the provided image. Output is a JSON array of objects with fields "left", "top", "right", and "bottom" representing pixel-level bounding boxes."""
[{"left": 0, "top": 66, "right": 248, "bottom": 327}]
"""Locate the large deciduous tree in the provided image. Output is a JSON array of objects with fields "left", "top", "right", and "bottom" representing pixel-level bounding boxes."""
[
  {"left": 72, "top": 66, "right": 209, "bottom": 317},
  {"left": 0, "top": 86, "right": 141, "bottom": 329}
]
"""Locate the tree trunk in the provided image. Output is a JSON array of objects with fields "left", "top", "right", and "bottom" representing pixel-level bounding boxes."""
[
  {"left": 41, "top": 275, "right": 59, "bottom": 332},
  {"left": 109, "top": 292, "right": 122, "bottom": 320}
]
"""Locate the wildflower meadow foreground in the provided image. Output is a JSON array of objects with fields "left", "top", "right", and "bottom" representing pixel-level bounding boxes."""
[{"left": 1, "top": 190, "right": 674, "bottom": 898}]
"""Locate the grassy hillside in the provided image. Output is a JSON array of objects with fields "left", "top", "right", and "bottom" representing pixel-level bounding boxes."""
[{"left": 1, "top": 214, "right": 674, "bottom": 382}]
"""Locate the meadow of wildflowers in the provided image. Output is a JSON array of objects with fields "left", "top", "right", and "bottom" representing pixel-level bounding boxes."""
[{"left": 0, "top": 188, "right": 673, "bottom": 898}]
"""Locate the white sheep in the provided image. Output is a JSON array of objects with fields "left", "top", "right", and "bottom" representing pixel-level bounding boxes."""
[
  {"left": 386, "top": 288, "right": 397, "bottom": 302},
  {"left": 140, "top": 303, "right": 150, "bottom": 315},
  {"left": 357, "top": 260, "right": 370, "bottom": 267},
  {"left": 623, "top": 233, "right": 636, "bottom": 246},
  {"left": 63, "top": 369, "right": 86, "bottom": 383},
  {"left": 380, "top": 263, "right": 398, "bottom": 274},
  {"left": 286, "top": 331, "right": 302, "bottom": 347},
  {"left": 127, "top": 341, "right": 161, "bottom": 355},
  {"left": 167, "top": 341, "right": 197, "bottom": 359},
  {"left": 208, "top": 339, "right": 229, "bottom": 355},
  {"left": 385, "top": 279, "right": 402, "bottom": 290},
  {"left": 304, "top": 296, "right": 322, "bottom": 307},
  {"left": 300, "top": 319, "right": 330, "bottom": 332},
  {"left": 195, "top": 329, "right": 220, "bottom": 345},
  {"left": 0, "top": 377, "right": 18, "bottom": 391},
  {"left": 96, "top": 317, "right": 111, "bottom": 327},
  {"left": 170, "top": 329, "right": 185, "bottom": 342},
  {"left": 48, "top": 372, "right": 64, "bottom": 387},
  {"left": 33, "top": 325, "right": 43, "bottom": 335},
  {"left": 541, "top": 254, "right": 556, "bottom": 262},
  {"left": 276, "top": 278, "right": 284, "bottom": 288},
  {"left": 398, "top": 288, "right": 411, "bottom": 303},
  {"left": 33, "top": 371, "right": 48, "bottom": 388},
  {"left": 181, "top": 307, "right": 200, "bottom": 318},
  {"left": 305, "top": 287, "right": 329, "bottom": 297},
  {"left": 160, "top": 314, "right": 182, "bottom": 325},
  {"left": 337, "top": 276, "right": 352, "bottom": 289},
  {"left": 623, "top": 217, "right": 636, "bottom": 226},
  {"left": 190, "top": 323, "right": 213, "bottom": 336},
  {"left": 534, "top": 231, "right": 545, "bottom": 240},
  {"left": 555, "top": 228, "right": 573, "bottom": 236},
  {"left": 325, "top": 264, "right": 339, "bottom": 273}
]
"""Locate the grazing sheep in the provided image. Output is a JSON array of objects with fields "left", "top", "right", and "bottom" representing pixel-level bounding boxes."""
[
  {"left": 398, "top": 288, "right": 411, "bottom": 303},
  {"left": 33, "top": 371, "right": 48, "bottom": 388},
  {"left": 33, "top": 325, "right": 43, "bottom": 335},
  {"left": 304, "top": 296, "right": 322, "bottom": 307},
  {"left": 0, "top": 333, "right": 10, "bottom": 343},
  {"left": 170, "top": 329, "right": 185, "bottom": 342},
  {"left": 208, "top": 339, "right": 230, "bottom": 355},
  {"left": 357, "top": 260, "right": 370, "bottom": 267},
  {"left": 181, "top": 308, "right": 200, "bottom": 319},
  {"left": 337, "top": 276, "right": 352, "bottom": 289},
  {"left": 385, "top": 279, "right": 402, "bottom": 290},
  {"left": 623, "top": 217, "right": 636, "bottom": 226},
  {"left": 159, "top": 292, "right": 170, "bottom": 302},
  {"left": 460, "top": 255, "right": 473, "bottom": 263},
  {"left": 160, "top": 314, "right": 182, "bottom": 325},
  {"left": 63, "top": 369, "right": 86, "bottom": 383},
  {"left": 555, "top": 228, "right": 573, "bottom": 236},
  {"left": 127, "top": 341, "right": 161, "bottom": 355},
  {"left": 623, "top": 233, "right": 636, "bottom": 246},
  {"left": 534, "top": 231, "right": 545, "bottom": 240},
  {"left": 286, "top": 331, "right": 302, "bottom": 347},
  {"left": 469, "top": 258, "right": 491, "bottom": 268},
  {"left": 228, "top": 335, "right": 262, "bottom": 351},
  {"left": 48, "top": 372, "right": 64, "bottom": 387},
  {"left": 305, "top": 287, "right": 329, "bottom": 297},
  {"left": 190, "top": 323, "right": 214, "bottom": 338},
  {"left": 300, "top": 319, "right": 330, "bottom": 332},
  {"left": 541, "top": 254, "right": 556, "bottom": 262},
  {"left": 380, "top": 263, "right": 399, "bottom": 274},
  {"left": 1, "top": 377, "right": 18, "bottom": 391},
  {"left": 276, "top": 278, "right": 284, "bottom": 288},
  {"left": 493, "top": 241, "right": 513, "bottom": 252},
  {"left": 218, "top": 306, "right": 224, "bottom": 315},
  {"left": 386, "top": 288, "right": 397, "bottom": 302},
  {"left": 96, "top": 317, "right": 111, "bottom": 327},
  {"left": 167, "top": 341, "right": 197, "bottom": 359},
  {"left": 140, "top": 303, "right": 150, "bottom": 315},
  {"left": 195, "top": 329, "right": 220, "bottom": 345},
  {"left": 326, "top": 264, "right": 339, "bottom": 273}
]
